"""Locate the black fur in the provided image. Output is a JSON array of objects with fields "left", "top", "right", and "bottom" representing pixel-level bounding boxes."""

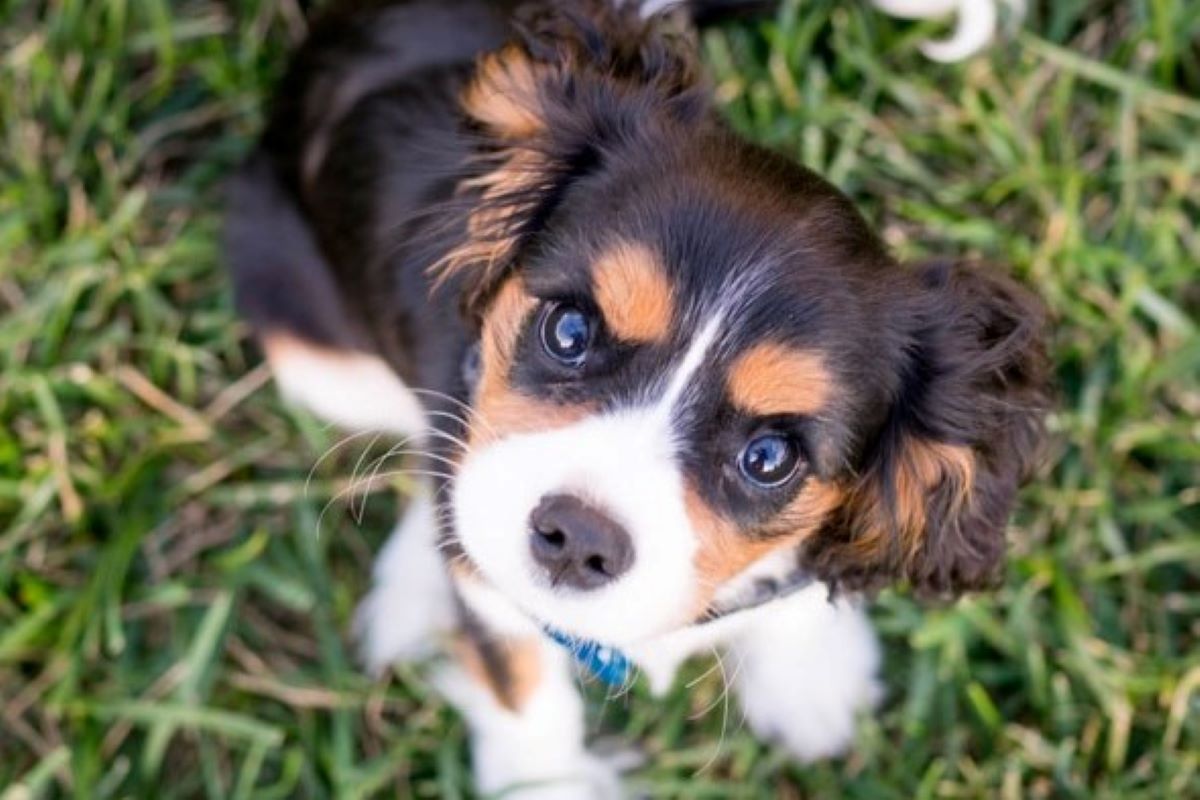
[{"left": 227, "top": 0, "right": 1051, "bottom": 597}]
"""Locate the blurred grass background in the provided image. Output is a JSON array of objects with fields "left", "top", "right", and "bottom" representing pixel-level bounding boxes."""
[{"left": 1, "top": 0, "right": 1198, "bottom": 797}]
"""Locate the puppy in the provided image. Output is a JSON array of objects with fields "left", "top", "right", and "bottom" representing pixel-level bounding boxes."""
[{"left": 226, "top": 1, "right": 1050, "bottom": 795}]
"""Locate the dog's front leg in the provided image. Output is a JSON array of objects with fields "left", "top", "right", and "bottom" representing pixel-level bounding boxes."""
[
  {"left": 435, "top": 624, "right": 622, "bottom": 799},
  {"left": 356, "top": 493, "right": 458, "bottom": 672},
  {"left": 727, "top": 588, "right": 883, "bottom": 763}
]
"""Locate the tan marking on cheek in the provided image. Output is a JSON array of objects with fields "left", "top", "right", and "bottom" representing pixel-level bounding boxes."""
[
  {"left": 451, "top": 633, "right": 544, "bottom": 712},
  {"left": 687, "top": 491, "right": 775, "bottom": 592},
  {"left": 471, "top": 277, "right": 594, "bottom": 445},
  {"left": 767, "top": 479, "right": 845, "bottom": 537},
  {"left": 462, "top": 45, "right": 545, "bottom": 139},
  {"left": 591, "top": 242, "right": 674, "bottom": 343},
  {"left": 686, "top": 479, "right": 842, "bottom": 611},
  {"left": 479, "top": 277, "right": 536, "bottom": 372},
  {"left": 848, "top": 439, "right": 976, "bottom": 562},
  {"left": 476, "top": 391, "right": 593, "bottom": 443},
  {"left": 727, "top": 343, "right": 832, "bottom": 417}
]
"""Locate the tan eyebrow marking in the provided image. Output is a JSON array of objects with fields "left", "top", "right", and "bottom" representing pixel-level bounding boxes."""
[
  {"left": 591, "top": 241, "right": 674, "bottom": 344},
  {"left": 727, "top": 342, "right": 833, "bottom": 418}
]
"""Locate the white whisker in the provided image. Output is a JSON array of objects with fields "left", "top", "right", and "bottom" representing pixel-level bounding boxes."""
[{"left": 694, "top": 646, "right": 733, "bottom": 776}]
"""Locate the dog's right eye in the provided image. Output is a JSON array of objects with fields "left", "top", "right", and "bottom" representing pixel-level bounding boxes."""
[
  {"left": 738, "top": 433, "right": 803, "bottom": 488},
  {"left": 540, "top": 302, "right": 592, "bottom": 366}
]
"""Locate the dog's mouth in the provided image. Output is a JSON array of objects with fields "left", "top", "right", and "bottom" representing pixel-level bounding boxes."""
[{"left": 453, "top": 535, "right": 691, "bottom": 648}]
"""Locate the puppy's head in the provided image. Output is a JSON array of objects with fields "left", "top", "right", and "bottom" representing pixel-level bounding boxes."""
[{"left": 445, "top": 2, "right": 1050, "bottom": 645}]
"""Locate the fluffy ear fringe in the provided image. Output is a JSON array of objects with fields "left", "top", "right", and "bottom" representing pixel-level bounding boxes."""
[
  {"left": 428, "top": 0, "right": 710, "bottom": 323},
  {"left": 804, "top": 262, "right": 1052, "bottom": 597}
]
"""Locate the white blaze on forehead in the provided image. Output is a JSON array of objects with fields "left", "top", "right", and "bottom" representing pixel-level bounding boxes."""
[{"left": 649, "top": 312, "right": 725, "bottom": 424}]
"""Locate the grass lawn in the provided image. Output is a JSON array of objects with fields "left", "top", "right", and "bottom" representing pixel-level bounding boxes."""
[{"left": 2, "top": 0, "right": 1198, "bottom": 797}]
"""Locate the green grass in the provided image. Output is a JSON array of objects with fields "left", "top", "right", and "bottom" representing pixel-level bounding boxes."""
[{"left": 2, "top": 0, "right": 1198, "bottom": 796}]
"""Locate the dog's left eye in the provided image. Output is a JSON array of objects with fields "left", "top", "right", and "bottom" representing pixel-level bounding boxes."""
[
  {"left": 540, "top": 302, "right": 592, "bottom": 366},
  {"left": 739, "top": 434, "right": 802, "bottom": 487}
]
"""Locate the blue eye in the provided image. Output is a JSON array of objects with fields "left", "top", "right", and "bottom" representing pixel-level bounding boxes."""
[
  {"left": 739, "top": 434, "right": 802, "bottom": 487},
  {"left": 541, "top": 303, "right": 591, "bottom": 365}
]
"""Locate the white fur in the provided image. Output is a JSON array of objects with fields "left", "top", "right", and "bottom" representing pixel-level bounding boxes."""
[
  {"left": 457, "top": 572, "right": 545, "bottom": 640},
  {"left": 870, "top": 0, "right": 961, "bottom": 16},
  {"left": 625, "top": 547, "right": 812, "bottom": 693},
  {"left": 434, "top": 640, "right": 623, "bottom": 799},
  {"left": 453, "top": 316, "right": 724, "bottom": 647},
  {"left": 263, "top": 334, "right": 426, "bottom": 435},
  {"left": 729, "top": 589, "right": 883, "bottom": 762},
  {"left": 455, "top": 564, "right": 883, "bottom": 765},
  {"left": 355, "top": 492, "right": 457, "bottom": 672},
  {"left": 635, "top": 0, "right": 684, "bottom": 18},
  {"left": 634, "top": 0, "right": 1016, "bottom": 63},
  {"left": 257, "top": 238, "right": 883, "bottom": 782},
  {"left": 625, "top": 604, "right": 755, "bottom": 695},
  {"left": 870, "top": 0, "right": 1021, "bottom": 62},
  {"left": 707, "top": 544, "right": 805, "bottom": 612}
]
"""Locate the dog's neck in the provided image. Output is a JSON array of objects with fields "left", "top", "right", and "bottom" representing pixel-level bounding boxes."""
[{"left": 545, "top": 555, "right": 817, "bottom": 688}]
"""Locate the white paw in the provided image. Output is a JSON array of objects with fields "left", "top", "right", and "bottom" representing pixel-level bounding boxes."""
[
  {"left": 354, "top": 495, "right": 455, "bottom": 673},
  {"left": 732, "top": 591, "right": 882, "bottom": 763},
  {"left": 434, "top": 655, "right": 631, "bottom": 799},
  {"left": 476, "top": 754, "right": 625, "bottom": 800}
]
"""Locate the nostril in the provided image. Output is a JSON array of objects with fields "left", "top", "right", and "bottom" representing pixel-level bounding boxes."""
[
  {"left": 584, "top": 554, "right": 607, "bottom": 575},
  {"left": 537, "top": 529, "right": 566, "bottom": 550}
]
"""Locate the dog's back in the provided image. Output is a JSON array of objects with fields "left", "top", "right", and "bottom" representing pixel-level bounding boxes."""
[
  {"left": 226, "top": 1, "right": 524, "bottom": 428},
  {"left": 225, "top": 0, "right": 781, "bottom": 429}
]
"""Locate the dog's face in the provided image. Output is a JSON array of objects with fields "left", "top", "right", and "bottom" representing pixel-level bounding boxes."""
[{"left": 446, "top": 4, "right": 1049, "bottom": 645}]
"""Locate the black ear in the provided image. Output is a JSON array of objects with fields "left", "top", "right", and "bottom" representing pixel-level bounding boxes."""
[
  {"left": 432, "top": 0, "right": 711, "bottom": 321},
  {"left": 806, "top": 262, "right": 1052, "bottom": 596}
]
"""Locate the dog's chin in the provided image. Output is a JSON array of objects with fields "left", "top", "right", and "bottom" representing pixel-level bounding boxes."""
[{"left": 460, "top": 552, "right": 694, "bottom": 647}]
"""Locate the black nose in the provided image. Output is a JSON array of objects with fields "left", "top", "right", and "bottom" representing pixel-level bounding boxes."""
[{"left": 529, "top": 494, "right": 634, "bottom": 591}]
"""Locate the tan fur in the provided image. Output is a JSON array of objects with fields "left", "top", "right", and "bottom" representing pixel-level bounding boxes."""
[
  {"left": 849, "top": 439, "right": 976, "bottom": 562},
  {"left": 763, "top": 479, "right": 845, "bottom": 539},
  {"left": 592, "top": 242, "right": 674, "bottom": 343},
  {"left": 472, "top": 278, "right": 593, "bottom": 445},
  {"left": 687, "top": 479, "right": 842, "bottom": 610},
  {"left": 462, "top": 45, "right": 545, "bottom": 140},
  {"left": 727, "top": 343, "right": 832, "bottom": 418},
  {"left": 430, "top": 47, "right": 553, "bottom": 296},
  {"left": 452, "top": 633, "right": 544, "bottom": 712},
  {"left": 430, "top": 148, "right": 548, "bottom": 298}
]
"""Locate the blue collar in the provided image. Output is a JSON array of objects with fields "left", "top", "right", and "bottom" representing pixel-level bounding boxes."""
[
  {"left": 543, "top": 625, "right": 632, "bottom": 687},
  {"left": 543, "top": 569, "right": 815, "bottom": 687}
]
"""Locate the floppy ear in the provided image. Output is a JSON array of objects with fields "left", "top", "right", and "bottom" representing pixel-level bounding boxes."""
[
  {"left": 805, "top": 262, "right": 1051, "bottom": 596},
  {"left": 433, "top": 0, "right": 710, "bottom": 321}
]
